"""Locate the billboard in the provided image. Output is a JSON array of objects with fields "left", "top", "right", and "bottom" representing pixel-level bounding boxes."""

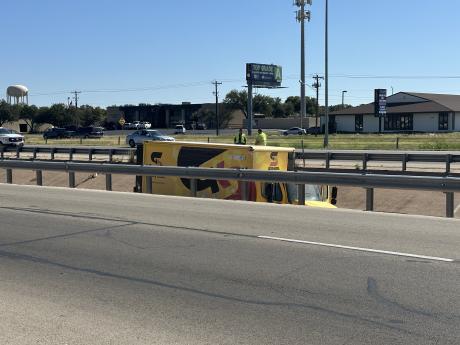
[
  {"left": 374, "top": 89, "right": 387, "bottom": 117},
  {"left": 246, "top": 63, "right": 282, "bottom": 87}
]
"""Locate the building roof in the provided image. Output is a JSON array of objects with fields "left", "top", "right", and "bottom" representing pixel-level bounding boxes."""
[{"left": 331, "top": 92, "right": 460, "bottom": 116}]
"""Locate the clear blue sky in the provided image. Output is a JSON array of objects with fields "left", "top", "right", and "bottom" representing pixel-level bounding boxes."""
[{"left": 2, "top": 0, "right": 460, "bottom": 107}]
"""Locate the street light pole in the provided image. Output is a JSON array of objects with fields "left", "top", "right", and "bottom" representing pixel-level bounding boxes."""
[
  {"left": 342, "top": 90, "right": 347, "bottom": 109},
  {"left": 295, "top": 0, "right": 312, "bottom": 129},
  {"left": 323, "top": 0, "right": 329, "bottom": 148}
]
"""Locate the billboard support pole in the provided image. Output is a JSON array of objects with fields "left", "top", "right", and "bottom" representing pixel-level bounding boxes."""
[{"left": 247, "top": 82, "right": 253, "bottom": 136}]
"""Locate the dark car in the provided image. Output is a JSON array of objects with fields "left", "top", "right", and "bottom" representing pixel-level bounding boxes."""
[
  {"left": 76, "top": 126, "right": 104, "bottom": 138},
  {"left": 43, "top": 128, "right": 74, "bottom": 139},
  {"left": 196, "top": 123, "right": 207, "bottom": 130},
  {"left": 307, "top": 126, "right": 322, "bottom": 135}
]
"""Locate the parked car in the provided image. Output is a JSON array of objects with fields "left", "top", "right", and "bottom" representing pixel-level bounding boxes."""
[
  {"left": 0, "top": 127, "right": 24, "bottom": 146},
  {"left": 141, "top": 121, "right": 151, "bottom": 129},
  {"left": 76, "top": 126, "right": 104, "bottom": 138},
  {"left": 43, "top": 128, "right": 74, "bottom": 139},
  {"left": 126, "top": 129, "right": 175, "bottom": 147},
  {"left": 307, "top": 126, "right": 322, "bottom": 135},
  {"left": 174, "top": 125, "right": 186, "bottom": 134},
  {"left": 282, "top": 127, "right": 307, "bottom": 136}
]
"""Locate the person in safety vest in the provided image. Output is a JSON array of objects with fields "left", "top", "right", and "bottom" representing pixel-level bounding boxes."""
[
  {"left": 234, "top": 128, "right": 247, "bottom": 145},
  {"left": 254, "top": 129, "right": 267, "bottom": 146}
]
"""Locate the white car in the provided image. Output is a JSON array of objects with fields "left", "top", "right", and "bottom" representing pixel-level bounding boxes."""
[
  {"left": 0, "top": 127, "right": 25, "bottom": 146},
  {"left": 282, "top": 127, "right": 307, "bottom": 136},
  {"left": 141, "top": 121, "right": 151, "bottom": 129},
  {"left": 126, "top": 129, "right": 175, "bottom": 147},
  {"left": 174, "top": 125, "right": 186, "bottom": 134}
]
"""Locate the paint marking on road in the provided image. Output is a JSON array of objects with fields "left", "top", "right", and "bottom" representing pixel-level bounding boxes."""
[{"left": 258, "top": 236, "right": 454, "bottom": 263}]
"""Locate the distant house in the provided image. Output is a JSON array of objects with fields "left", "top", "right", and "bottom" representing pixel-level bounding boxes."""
[{"left": 328, "top": 92, "right": 460, "bottom": 133}]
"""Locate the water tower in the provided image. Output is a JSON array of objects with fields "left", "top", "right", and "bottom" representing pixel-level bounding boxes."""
[{"left": 6, "top": 85, "right": 29, "bottom": 105}]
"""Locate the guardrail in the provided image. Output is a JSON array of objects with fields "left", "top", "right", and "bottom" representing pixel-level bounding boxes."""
[
  {"left": 0, "top": 145, "right": 134, "bottom": 162},
  {"left": 3, "top": 146, "right": 460, "bottom": 173},
  {"left": 0, "top": 160, "right": 458, "bottom": 218},
  {"left": 296, "top": 150, "right": 460, "bottom": 173}
]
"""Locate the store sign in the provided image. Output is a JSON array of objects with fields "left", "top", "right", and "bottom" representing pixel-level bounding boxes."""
[
  {"left": 374, "top": 89, "right": 387, "bottom": 117},
  {"left": 246, "top": 63, "right": 282, "bottom": 87}
]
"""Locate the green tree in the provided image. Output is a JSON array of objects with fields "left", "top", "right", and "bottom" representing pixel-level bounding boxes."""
[
  {"left": 223, "top": 90, "right": 248, "bottom": 118},
  {"left": 193, "top": 105, "right": 234, "bottom": 129},
  {"left": 272, "top": 97, "right": 286, "bottom": 118},
  {"left": 18, "top": 104, "right": 41, "bottom": 132},
  {"left": 0, "top": 100, "right": 18, "bottom": 126},
  {"left": 285, "top": 96, "right": 317, "bottom": 116},
  {"left": 77, "top": 105, "right": 107, "bottom": 127},
  {"left": 44, "top": 103, "right": 73, "bottom": 127}
]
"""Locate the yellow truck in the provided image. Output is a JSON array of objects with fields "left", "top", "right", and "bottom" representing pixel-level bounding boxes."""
[{"left": 140, "top": 141, "right": 336, "bottom": 208}]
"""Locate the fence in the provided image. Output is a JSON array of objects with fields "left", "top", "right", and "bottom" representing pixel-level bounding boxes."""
[{"left": 0, "top": 160, "right": 458, "bottom": 218}]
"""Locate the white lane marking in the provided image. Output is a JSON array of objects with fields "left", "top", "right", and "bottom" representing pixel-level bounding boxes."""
[{"left": 258, "top": 236, "right": 454, "bottom": 263}]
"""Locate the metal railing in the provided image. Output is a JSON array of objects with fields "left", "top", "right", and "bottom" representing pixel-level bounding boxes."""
[
  {"left": 3, "top": 146, "right": 460, "bottom": 173},
  {"left": 0, "top": 145, "right": 134, "bottom": 162},
  {"left": 0, "top": 160, "right": 458, "bottom": 218},
  {"left": 296, "top": 150, "right": 460, "bottom": 173}
]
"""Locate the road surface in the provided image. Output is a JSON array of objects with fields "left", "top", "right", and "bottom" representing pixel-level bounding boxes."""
[{"left": 0, "top": 184, "right": 459, "bottom": 344}]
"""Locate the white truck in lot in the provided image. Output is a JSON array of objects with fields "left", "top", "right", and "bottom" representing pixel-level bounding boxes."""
[{"left": 0, "top": 127, "right": 24, "bottom": 146}]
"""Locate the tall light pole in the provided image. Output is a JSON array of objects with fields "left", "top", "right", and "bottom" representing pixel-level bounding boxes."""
[
  {"left": 295, "top": 0, "right": 312, "bottom": 129},
  {"left": 323, "top": 0, "right": 329, "bottom": 148},
  {"left": 342, "top": 90, "right": 347, "bottom": 109}
]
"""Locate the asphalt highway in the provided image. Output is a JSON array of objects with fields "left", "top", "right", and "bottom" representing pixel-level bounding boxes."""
[{"left": 0, "top": 184, "right": 459, "bottom": 344}]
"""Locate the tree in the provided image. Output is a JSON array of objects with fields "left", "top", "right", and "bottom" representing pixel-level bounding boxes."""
[
  {"left": 272, "top": 98, "right": 286, "bottom": 118},
  {"left": 0, "top": 100, "right": 18, "bottom": 126},
  {"left": 223, "top": 90, "right": 248, "bottom": 118},
  {"left": 284, "top": 96, "right": 317, "bottom": 116},
  {"left": 18, "top": 104, "right": 41, "bottom": 132},
  {"left": 42, "top": 103, "right": 73, "bottom": 127},
  {"left": 77, "top": 105, "right": 107, "bottom": 127}
]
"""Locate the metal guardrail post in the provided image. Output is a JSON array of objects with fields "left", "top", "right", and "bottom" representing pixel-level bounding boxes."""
[
  {"left": 325, "top": 152, "right": 331, "bottom": 169},
  {"left": 105, "top": 174, "right": 112, "bottom": 191},
  {"left": 190, "top": 178, "right": 197, "bottom": 197},
  {"left": 145, "top": 176, "right": 153, "bottom": 194},
  {"left": 402, "top": 154, "right": 408, "bottom": 172},
  {"left": 297, "top": 184, "right": 305, "bottom": 205},
  {"left": 240, "top": 181, "right": 248, "bottom": 201},
  {"left": 365, "top": 188, "right": 374, "bottom": 211},
  {"left": 109, "top": 150, "right": 114, "bottom": 163},
  {"left": 68, "top": 172, "right": 76, "bottom": 188},
  {"left": 0, "top": 146, "right": 4, "bottom": 159},
  {"left": 16, "top": 146, "right": 20, "bottom": 158},
  {"left": 6, "top": 169, "right": 12, "bottom": 184},
  {"left": 362, "top": 153, "right": 368, "bottom": 171},
  {"left": 69, "top": 148, "right": 75, "bottom": 161},
  {"left": 36, "top": 170, "right": 43, "bottom": 186},
  {"left": 446, "top": 192, "right": 454, "bottom": 218},
  {"left": 33, "top": 148, "right": 38, "bottom": 160},
  {"left": 51, "top": 148, "right": 56, "bottom": 160},
  {"left": 89, "top": 149, "right": 94, "bottom": 161},
  {"left": 446, "top": 154, "right": 452, "bottom": 174}
]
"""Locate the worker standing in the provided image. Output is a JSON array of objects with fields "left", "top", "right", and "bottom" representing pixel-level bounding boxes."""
[
  {"left": 254, "top": 129, "right": 267, "bottom": 146},
  {"left": 234, "top": 128, "right": 247, "bottom": 145}
]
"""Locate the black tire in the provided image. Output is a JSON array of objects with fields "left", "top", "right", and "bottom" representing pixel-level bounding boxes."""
[
  {"left": 298, "top": 132, "right": 303, "bottom": 135},
  {"left": 129, "top": 139, "right": 136, "bottom": 148},
  {"left": 283, "top": 132, "right": 288, "bottom": 136}
]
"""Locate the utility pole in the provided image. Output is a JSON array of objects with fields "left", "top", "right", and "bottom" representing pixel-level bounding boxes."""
[
  {"left": 312, "top": 74, "right": 324, "bottom": 134},
  {"left": 72, "top": 90, "right": 81, "bottom": 109},
  {"left": 342, "top": 90, "right": 348, "bottom": 110},
  {"left": 295, "top": 0, "right": 312, "bottom": 129},
  {"left": 212, "top": 81, "right": 222, "bottom": 136},
  {"left": 323, "top": 0, "right": 329, "bottom": 148}
]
